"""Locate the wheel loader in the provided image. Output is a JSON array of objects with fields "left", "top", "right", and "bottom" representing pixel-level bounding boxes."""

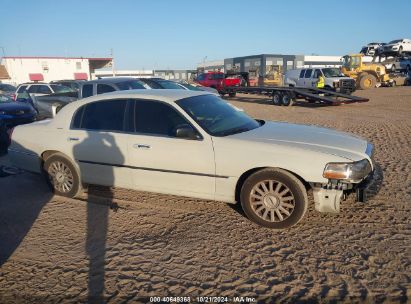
[{"left": 341, "top": 54, "right": 392, "bottom": 89}]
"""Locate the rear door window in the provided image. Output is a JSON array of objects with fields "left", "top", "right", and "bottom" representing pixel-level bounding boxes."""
[
  {"left": 17, "top": 85, "right": 28, "bottom": 93},
  {"left": 97, "top": 84, "right": 116, "bottom": 94},
  {"left": 304, "top": 69, "right": 313, "bottom": 78},
  {"left": 74, "top": 99, "right": 128, "bottom": 132},
  {"left": 27, "top": 85, "right": 40, "bottom": 93},
  {"left": 37, "top": 85, "right": 52, "bottom": 94},
  {"left": 82, "top": 84, "right": 93, "bottom": 98}
]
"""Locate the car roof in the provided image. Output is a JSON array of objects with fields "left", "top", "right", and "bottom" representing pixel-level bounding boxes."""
[
  {"left": 82, "top": 77, "right": 140, "bottom": 84},
  {"left": 51, "top": 89, "right": 212, "bottom": 128}
]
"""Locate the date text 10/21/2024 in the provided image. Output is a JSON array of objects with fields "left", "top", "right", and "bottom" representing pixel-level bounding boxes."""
[{"left": 149, "top": 296, "right": 257, "bottom": 303}]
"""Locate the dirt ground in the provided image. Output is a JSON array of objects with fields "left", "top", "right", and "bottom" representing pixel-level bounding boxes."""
[{"left": 0, "top": 87, "right": 410, "bottom": 303}]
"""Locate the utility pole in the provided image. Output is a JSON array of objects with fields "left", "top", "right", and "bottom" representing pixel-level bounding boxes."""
[{"left": 110, "top": 48, "right": 115, "bottom": 76}]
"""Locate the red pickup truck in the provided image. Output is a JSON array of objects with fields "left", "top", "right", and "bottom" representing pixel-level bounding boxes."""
[{"left": 195, "top": 72, "right": 241, "bottom": 96}]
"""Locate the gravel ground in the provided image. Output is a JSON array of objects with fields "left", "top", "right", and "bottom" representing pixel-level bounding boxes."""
[{"left": 0, "top": 87, "right": 410, "bottom": 303}]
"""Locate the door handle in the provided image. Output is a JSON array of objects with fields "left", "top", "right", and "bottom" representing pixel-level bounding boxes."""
[
  {"left": 133, "top": 144, "right": 151, "bottom": 149},
  {"left": 67, "top": 137, "right": 79, "bottom": 141}
]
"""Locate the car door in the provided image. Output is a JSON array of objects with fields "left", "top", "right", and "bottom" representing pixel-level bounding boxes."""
[
  {"left": 296, "top": 69, "right": 306, "bottom": 87},
  {"left": 127, "top": 99, "right": 216, "bottom": 200},
  {"left": 311, "top": 69, "right": 322, "bottom": 88},
  {"left": 69, "top": 98, "right": 133, "bottom": 188}
]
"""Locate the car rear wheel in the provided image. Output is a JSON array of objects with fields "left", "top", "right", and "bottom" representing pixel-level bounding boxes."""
[
  {"left": 240, "top": 168, "right": 308, "bottom": 229},
  {"left": 44, "top": 153, "right": 81, "bottom": 198}
]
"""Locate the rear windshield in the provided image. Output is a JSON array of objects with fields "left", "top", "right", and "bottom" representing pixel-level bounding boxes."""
[
  {"left": 50, "top": 84, "right": 75, "bottom": 93},
  {"left": 158, "top": 81, "right": 185, "bottom": 90},
  {"left": 116, "top": 80, "right": 146, "bottom": 90},
  {"left": 210, "top": 74, "right": 224, "bottom": 80},
  {"left": 0, "top": 84, "right": 16, "bottom": 92}
]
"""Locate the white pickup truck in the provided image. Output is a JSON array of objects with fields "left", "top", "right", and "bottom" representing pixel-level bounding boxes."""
[{"left": 285, "top": 68, "right": 356, "bottom": 94}]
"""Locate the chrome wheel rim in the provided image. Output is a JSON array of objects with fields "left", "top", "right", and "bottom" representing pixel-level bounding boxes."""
[
  {"left": 48, "top": 161, "right": 74, "bottom": 193},
  {"left": 250, "top": 180, "right": 295, "bottom": 222}
]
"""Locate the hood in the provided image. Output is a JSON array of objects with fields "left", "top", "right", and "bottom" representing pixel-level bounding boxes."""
[{"left": 230, "top": 121, "right": 369, "bottom": 161}]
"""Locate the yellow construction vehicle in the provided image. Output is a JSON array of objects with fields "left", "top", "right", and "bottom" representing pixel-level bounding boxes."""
[
  {"left": 263, "top": 64, "right": 283, "bottom": 86},
  {"left": 341, "top": 54, "right": 391, "bottom": 89}
]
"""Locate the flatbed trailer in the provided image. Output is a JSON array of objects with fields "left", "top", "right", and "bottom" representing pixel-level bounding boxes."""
[{"left": 222, "top": 86, "right": 369, "bottom": 106}]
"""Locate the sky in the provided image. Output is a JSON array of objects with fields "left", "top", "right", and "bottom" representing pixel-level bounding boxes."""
[{"left": 1, "top": 0, "right": 411, "bottom": 70}]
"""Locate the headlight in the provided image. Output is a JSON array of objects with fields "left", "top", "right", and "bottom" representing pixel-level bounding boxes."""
[{"left": 323, "top": 159, "right": 372, "bottom": 182}]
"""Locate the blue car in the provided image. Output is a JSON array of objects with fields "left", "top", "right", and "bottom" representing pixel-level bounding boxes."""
[
  {"left": 0, "top": 94, "right": 37, "bottom": 153},
  {"left": 0, "top": 94, "right": 36, "bottom": 127}
]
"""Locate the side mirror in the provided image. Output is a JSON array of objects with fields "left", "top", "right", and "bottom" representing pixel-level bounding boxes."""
[{"left": 174, "top": 124, "right": 201, "bottom": 140}]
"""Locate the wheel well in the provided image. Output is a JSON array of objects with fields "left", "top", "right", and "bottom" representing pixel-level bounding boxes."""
[
  {"left": 41, "top": 150, "right": 60, "bottom": 162},
  {"left": 234, "top": 167, "right": 310, "bottom": 202}
]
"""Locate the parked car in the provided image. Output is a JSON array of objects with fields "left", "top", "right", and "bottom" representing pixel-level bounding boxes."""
[
  {"left": 382, "top": 57, "right": 411, "bottom": 72},
  {"left": 195, "top": 72, "right": 241, "bottom": 96},
  {"left": 0, "top": 83, "right": 17, "bottom": 99},
  {"left": 382, "top": 39, "right": 411, "bottom": 55},
  {"left": 8, "top": 90, "right": 375, "bottom": 229},
  {"left": 360, "top": 42, "right": 385, "bottom": 56},
  {"left": 50, "top": 80, "right": 85, "bottom": 92},
  {"left": 136, "top": 78, "right": 185, "bottom": 90},
  {"left": 15, "top": 82, "right": 72, "bottom": 98},
  {"left": 0, "top": 94, "right": 36, "bottom": 128},
  {"left": 20, "top": 77, "right": 148, "bottom": 118},
  {"left": 285, "top": 68, "right": 356, "bottom": 94}
]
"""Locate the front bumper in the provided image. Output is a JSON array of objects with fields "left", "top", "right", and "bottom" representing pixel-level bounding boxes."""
[{"left": 313, "top": 170, "right": 374, "bottom": 213}]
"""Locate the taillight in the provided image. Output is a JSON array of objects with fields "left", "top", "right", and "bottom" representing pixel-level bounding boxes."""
[{"left": 12, "top": 93, "right": 16, "bottom": 101}]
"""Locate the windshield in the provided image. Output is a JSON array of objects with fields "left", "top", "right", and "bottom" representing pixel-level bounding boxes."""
[
  {"left": 322, "top": 68, "right": 344, "bottom": 77},
  {"left": 0, "top": 94, "right": 14, "bottom": 103},
  {"left": 116, "top": 80, "right": 146, "bottom": 90},
  {"left": 158, "top": 81, "right": 185, "bottom": 89},
  {"left": 50, "top": 84, "right": 75, "bottom": 93},
  {"left": 389, "top": 40, "right": 402, "bottom": 44},
  {"left": 176, "top": 95, "right": 261, "bottom": 136}
]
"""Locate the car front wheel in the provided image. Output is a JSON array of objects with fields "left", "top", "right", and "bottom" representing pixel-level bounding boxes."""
[
  {"left": 240, "top": 168, "right": 308, "bottom": 229},
  {"left": 44, "top": 153, "right": 81, "bottom": 198}
]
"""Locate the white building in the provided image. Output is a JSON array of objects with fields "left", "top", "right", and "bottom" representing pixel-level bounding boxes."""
[{"left": 0, "top": 56, "right": 113, "bottom": 85}]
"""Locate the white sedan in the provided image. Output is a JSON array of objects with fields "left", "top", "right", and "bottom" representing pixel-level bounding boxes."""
[{"left": 8, "top": 90, "right": 375, "bottom": 229}]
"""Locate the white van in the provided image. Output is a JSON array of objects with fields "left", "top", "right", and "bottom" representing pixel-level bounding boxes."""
[{"left": 285, "top": 68, "right": 356, "bottom": 94}]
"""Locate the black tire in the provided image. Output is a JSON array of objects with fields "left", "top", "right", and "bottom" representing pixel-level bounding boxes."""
[
  {"left": 359, "top": 74, "right": 377, "bottom": 90},
  {"left": 240, "top": 168, "right": 308, "bottom": 229},
  {"left": 44, "top": 153, "right": 82, "bottom": 198},
  {"left": 391, "top": 81, "right": 396, "bottom": 87},
  {"left": 391, "top": 64, "right": 396, "bottom": 72},
  {"left": 406, "top": 65, "right": 411, "bottom": 74},
  {"left": 281, "top": 93, "right": 293, "bottom": 106},
  {"left": 272, "top": 92, "right": 281, "bottom": 105},
  {"left": 228, "top": 92, "right": 236, "bottom": 97}
]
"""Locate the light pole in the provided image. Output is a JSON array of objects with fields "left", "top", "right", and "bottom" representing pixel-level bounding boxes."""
[
  {"left": 110, "top": 48, "right": 115, "bottom": 77},
  {"left": 202, "top": 56, "right": 207, "bottom": 72}
]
